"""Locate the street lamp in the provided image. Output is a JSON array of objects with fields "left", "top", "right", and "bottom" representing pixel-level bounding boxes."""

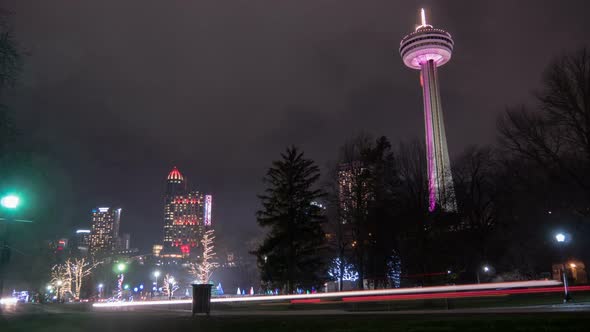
[
  {"left": 476, "top": 265, "right": 492, "bottom": 284},
  {"left": 0, "top": 195, "right": 19, "bottom": 209},
  {"left": 153, "top": 271, "right": 161, "bottom": 298},
  {"left": 0, "top": 193, "right": 32, "bottom": 297},
  {"left": 555, "top": 233, "right": 565, "bottom": 243},
  {"left": 98, "top": 283, "right": 104, "bottom": 298},
  {"left": 555, "top": 232, "right": 571, "bottom": 303}
]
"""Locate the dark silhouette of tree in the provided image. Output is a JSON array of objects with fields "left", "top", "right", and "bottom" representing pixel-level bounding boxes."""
[
  {"left": 254, "top": 146, "right": 327, "bottom": 293},
  {"left": 335, "top": 134, "right": 373, "bottom": 289},
  {"left": 0, "top": 11, "right": 21, "bottom": 95},
  {"left": 0, "top": 12, "right": 20, "bottom": 157},
  {"left": 498, "top": 48, "right": 590, "bottom": 212},
  {"left": 329, "top": 135, "right": 401, "bottom": 289}
]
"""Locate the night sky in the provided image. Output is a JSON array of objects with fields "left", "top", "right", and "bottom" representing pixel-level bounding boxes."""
[{"left": 3, "top": 1, "right": 590, "bottom": 252}]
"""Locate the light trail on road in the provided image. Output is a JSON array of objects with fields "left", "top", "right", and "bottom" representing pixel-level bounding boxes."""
[{"left": 92, "top": 280, "right": 566, "bottom": 308}]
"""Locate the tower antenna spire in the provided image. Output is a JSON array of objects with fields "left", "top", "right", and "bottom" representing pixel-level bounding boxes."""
[{"left": 421, "top": 8, "right": 426, "bottom": 27}]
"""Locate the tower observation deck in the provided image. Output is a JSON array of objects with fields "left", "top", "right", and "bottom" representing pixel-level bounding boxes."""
[{"left": 400, "top": 9, "right": 457, "bottom": 212}]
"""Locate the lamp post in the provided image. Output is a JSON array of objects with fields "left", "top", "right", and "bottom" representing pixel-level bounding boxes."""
[
  {"left": 98, "top": 283, "right": 104, "bottom": 298},
  {"left": 555, "top": 233, "right": 571, "bottom": 303},
  {"left": 476, "top": 265, "right": 491, "bottom": 284},
  {"left": 1, "top": 194, "right": 32, "bottom": 297},
  {"left": 153, "top": 270, "right": 160, "bottom": 293}
]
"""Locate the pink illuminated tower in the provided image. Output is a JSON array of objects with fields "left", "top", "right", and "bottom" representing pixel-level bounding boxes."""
[{"left": 400, "top": 9, "right": 457, "bottom": 212}]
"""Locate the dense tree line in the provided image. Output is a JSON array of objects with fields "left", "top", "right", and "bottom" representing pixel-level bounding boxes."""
[{"left": 256, "top": 48, "right": 590, "bottom": 291}]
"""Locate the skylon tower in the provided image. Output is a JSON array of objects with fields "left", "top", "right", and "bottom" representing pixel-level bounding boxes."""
[{"left": 400, "top": 9, "right": 457, "bottom": 212}]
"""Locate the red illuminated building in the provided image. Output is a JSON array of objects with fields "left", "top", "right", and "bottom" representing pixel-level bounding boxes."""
[{"left": 162, "top": 167, "right": 210, "bottom": 255}]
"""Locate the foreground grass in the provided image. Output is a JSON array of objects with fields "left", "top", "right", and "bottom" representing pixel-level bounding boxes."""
[{"left": 3, "top": 311, "right": 590, "bottom": 332}]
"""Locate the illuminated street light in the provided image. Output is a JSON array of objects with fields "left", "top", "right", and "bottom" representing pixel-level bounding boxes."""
[
  {"left": 477, "top": 265, "right": 492, "bottom": 284},
  {"left": 0, "top": 195, "right": 19, "bottom": 209},
  {"left": 570, "top": 263, "right": 576, "bottom": 268},
  {"left": 555, "top": 233, "right": 566, "bottom": 243},
  {"left": 555, "top": 232, "right": 572, "bottom": 303},
  {"left": 97, "top": 283, "right": 104, "bottom": 298},
  {"left": 152, "top": 271, "right": 161, "bottom": 298},
  {"left": 117, "top": 263, "right": 127, "bottom": 273}
]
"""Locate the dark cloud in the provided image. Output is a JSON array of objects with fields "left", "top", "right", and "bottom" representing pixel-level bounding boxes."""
[{"left": 4, "top": 0, "right": 590, "bottom": 251}]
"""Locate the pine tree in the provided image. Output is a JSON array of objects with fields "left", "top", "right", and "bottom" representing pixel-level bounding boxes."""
[{"left": 254, "top": 146, "right": 327, "bottom": 293}]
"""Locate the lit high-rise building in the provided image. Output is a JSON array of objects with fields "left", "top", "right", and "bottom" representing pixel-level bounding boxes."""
[
  {"left": 89, "top": 207, "right": 121, "bottom": 257},
  {"left": 162, "top": 167, "right": 209, "bottom": 255},
  {"left": 338, "top": 161, "right": 372, "bottom": 223},
  {"left": 74, "top": 229, "right": 91, "bottom": 255},
  {"left": 400, "top": 9, "right": 457, "bottom": 212}
]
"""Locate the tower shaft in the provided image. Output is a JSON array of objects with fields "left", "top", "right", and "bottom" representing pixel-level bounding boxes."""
[{"left": 420, "top": 60, "right": 456, "bottom": 212}]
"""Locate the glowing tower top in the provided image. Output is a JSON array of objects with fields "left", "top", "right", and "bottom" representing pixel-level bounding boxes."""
[
  {"left": 400, "top": 8, "right": 454, "bottom": 69},
  {"left": 399, "top": 9, "right": 457, "bottom": 212}
]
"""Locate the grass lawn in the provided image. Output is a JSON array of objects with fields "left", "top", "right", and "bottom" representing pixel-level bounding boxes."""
[{"left": 2, "top": 311, "right": 590, "bottom": 332}]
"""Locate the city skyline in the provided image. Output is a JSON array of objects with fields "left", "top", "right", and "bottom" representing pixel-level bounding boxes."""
[
  {"left": 2, "top": 0, "right": 590, "bottom": 253},
  {"left": 2, "top": 2, "right": 590, "bottom": 323}
]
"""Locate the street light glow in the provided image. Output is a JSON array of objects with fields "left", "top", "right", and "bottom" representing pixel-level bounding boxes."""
[
  {"left": 57, "top": 280, "right": 63, "bottom": 286},
  {"left": 483, "top": 266, "right": 490, "bottom": 272},
  {"left": 154, "top": 270, "right": 160, "bottom": 277},
  {"left": 555, "top": 233, "right": 566, "bottom": 243},
  {"left": 1, "top": 195, "right": 20, "bottom": 209},
  {"left": 117, "top": 263, "right": 126, "bottom": 272}
]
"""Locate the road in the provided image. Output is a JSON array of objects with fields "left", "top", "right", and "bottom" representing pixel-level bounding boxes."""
[{"left": 3, "top": 303, "right": 590, "bottom": 332}]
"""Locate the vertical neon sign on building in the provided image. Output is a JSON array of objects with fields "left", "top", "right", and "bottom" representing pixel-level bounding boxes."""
[{"left": 204, "top": 195, "right": 212, "bottom": 226}]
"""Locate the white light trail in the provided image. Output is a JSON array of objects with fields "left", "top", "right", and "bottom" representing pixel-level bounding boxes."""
[{"left": 92, "top": 280, "right": 560, "bottom": 309}]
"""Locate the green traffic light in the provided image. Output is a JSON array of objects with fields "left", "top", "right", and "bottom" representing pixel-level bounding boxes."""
[{"left": 1, "top": 195, "right": 20, "bottom": 209}]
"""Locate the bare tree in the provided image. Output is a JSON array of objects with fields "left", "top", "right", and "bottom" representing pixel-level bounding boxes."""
[
  {"left": 453, "top": 146, "right": 497, "bottom": 230},
  {"left": 50, "top": 261, "right": 73, "bottom": 300},
  {"left": 336, "top": 134, "right": 373, "bottom": 289},
  {"left": 162, "top": 273, "right": 179, "bottom": 299},
  {"left": 498, "top": 48, "right": 590, "bottom": 210},
  {"left": 50, "top": 258, "right": 101, "bottom": 299},
  {"left": 189, "top": 229, "right": 219, "bottom": 284},
  {"left": 69, "top": 258, "right": 101, "bottom": 299}
]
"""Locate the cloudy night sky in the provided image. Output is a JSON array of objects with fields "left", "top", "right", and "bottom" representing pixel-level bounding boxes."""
[{"left": 3, "top": 0, "right": 589, "bottom": 252}]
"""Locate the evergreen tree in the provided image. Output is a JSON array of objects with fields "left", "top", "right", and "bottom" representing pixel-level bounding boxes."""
[{"left": 254, "top": 146, "right": 327, "bottom": 293}]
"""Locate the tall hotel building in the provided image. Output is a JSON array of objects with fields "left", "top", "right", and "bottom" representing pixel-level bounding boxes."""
[
  {"left": 89, "top": 207, "right": 121, "bottom": 257},
  {"left": 162, "top": 167, "right": 212, "bottom": 256}
]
